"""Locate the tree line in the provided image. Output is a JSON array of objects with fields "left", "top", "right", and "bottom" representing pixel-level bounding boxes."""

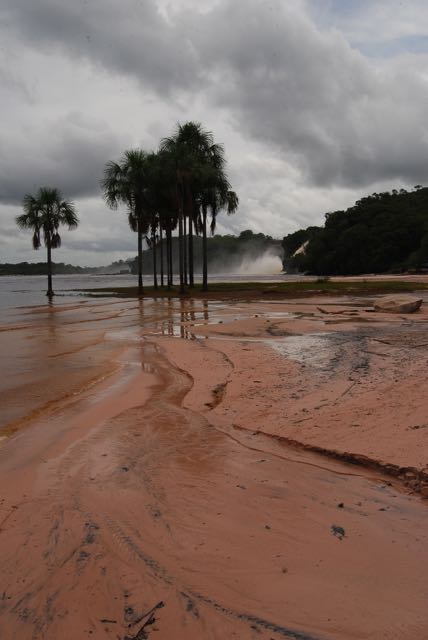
[
  {"left": 282, "top": 187, "right": 428, "bottom": 275},
  {"left": 16, "top": 121, "right": 238, "bottom": 296}
]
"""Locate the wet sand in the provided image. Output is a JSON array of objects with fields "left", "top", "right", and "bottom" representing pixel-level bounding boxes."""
[{"left": 1, "top": 295, "right": 428, "bottom": 639}]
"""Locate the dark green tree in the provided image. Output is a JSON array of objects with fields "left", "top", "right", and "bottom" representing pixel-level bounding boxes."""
[{"left": 283, "top": 187, "right": 428, "bottom": 275}]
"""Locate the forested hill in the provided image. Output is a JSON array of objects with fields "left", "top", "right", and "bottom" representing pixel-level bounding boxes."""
[
  {"left": 282, "top": 187, "right": 428, "bottom": 275},
  {"left": 0, "top": 262, "right": 96, "bottom": 276},
  {"left": 0, "top": 260, "right": 131, "bottom": 276}
]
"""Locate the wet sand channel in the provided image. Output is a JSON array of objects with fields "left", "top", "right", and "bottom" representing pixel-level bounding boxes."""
[{"left": 0, "top": 296, "right": 428, "bottom": 639}]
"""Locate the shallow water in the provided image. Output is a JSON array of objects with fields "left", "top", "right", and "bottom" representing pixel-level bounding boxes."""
[
  {"left": 0, "top": 297, "right": 217, "bottom": 432},
  {"left": 0, "top": 273, "right": 314, "bottom": 314}
]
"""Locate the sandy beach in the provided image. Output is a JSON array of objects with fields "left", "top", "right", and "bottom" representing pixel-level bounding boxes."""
[{"left": 1, "top": 292, "right": 428, "bottom": 639}]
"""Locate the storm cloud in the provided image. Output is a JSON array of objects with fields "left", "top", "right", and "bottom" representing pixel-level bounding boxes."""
[{"left": 1, "top": 0, "right": 428, "bottom": 264}]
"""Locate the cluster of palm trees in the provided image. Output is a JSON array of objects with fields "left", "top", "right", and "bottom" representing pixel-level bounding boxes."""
[
  {"left": 101, "top": 121, "right": 238, "bottom": 294},
  {"left": 16, "top": 121, "right": 238, "bottom": 297}
]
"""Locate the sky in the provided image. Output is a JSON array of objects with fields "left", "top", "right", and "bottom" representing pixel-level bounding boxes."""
[{"left": 2, "top": 0, "right": 428, "bottom": 266}]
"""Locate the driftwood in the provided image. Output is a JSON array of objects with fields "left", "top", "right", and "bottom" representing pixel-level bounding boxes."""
[
  {"left": 317, "top": 306, "right": 348, "bottom": 315},
  {"left": 124, "top": 601, "right": 165, "bottom": 640}
]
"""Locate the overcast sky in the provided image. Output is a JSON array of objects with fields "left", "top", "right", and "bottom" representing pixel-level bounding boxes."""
[{"left": 2, "top": 0, "right": 428, "bottom": 266}]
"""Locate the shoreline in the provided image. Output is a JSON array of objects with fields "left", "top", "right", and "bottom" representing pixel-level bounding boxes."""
[{"left": 78, "top": 275, "right": 428, "bottom": 301}]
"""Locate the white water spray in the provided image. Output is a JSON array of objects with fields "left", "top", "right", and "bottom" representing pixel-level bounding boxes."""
[{"left": 236, "top": 251, "right": 283, "bottom": 275}]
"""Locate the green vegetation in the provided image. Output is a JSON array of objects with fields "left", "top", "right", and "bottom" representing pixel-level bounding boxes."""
[
  {"left": 0, "top": 262, "right": 94, "bottom": 276},
  {"left": 79, "top": 278, "right": 428, "bottom": 300},
  {"left": 0, "top": 259, "right": 132, "bottom": 276},
  {"left": 283, "top": 187, "right": 428, "bottom": 275},
  {"left": 16, "top": 187, "right": 78, "bottom": 296},
  {"left": 102, "top": 121, "right": 238, "bottom": 295}
]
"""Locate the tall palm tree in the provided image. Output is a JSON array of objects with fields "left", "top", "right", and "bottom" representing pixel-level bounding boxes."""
[
  {"left": 102, "top": 149, "right": 151, "bottom": 295},
  {"left": 193, "top": 143, "right": 238, "bottom": 291},
  {"left": 143, "top": 150, "right": 178, "bottom": 289},
  {"left": 16, "top": 187, "right": 78, "bottom": 297},
  {"left": 199, "top": 176, "right": 239, "bottom": 291},
  {"left": 160, "top": 122, "right": 213, "bottom": 293},
  {"left": 210, "top": 189, "right": 239, "bottom": 234},
  {"left": 160, "top": 122, "right": 218, "bottom": 293}
]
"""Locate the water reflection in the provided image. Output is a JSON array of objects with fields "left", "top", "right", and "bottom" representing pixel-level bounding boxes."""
[
  {"left": 151, "top": 299, "right": 212, "bottom": 339},
  {"left": 180, "top": 299, "right": 192, "bottom": 339}
]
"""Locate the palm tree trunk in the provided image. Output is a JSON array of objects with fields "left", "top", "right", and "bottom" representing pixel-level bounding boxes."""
[
  {"left": 188, "top": 216, "right": 194, "bottom": 287},
  {"left": 166, "top": 222, "right": 171, "bottom": 288},
  {"left": 168, "top": 222, "right": 173, "bottom": 287},
  {"left": 152, "top": 225, "right": 158, "bottom": 289},
  {"left": 137, "top": 217, "right": 143, "bottom": 295},
  {"left": 178, "top": 213, "right": 184, "bottom": 294},
  {"left": 183, "top": 213, "right": 188, "bottom": 286},
  {"left": 202, "top": 205, "right": 208, "bottom": 291},
  {"left": 46, "top": 237, "right": 53, "bottom": 297},
  {"left": 160, "top": 226, "right": 164, "bottom": 287}
]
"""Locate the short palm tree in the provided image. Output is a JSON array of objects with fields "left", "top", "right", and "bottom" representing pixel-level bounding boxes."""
[
  {"left": 102, "top": 149, "right": 151, "bottom": 295},
  {"left": 16, "top": 187, "right": 78, "bottom": 297}
]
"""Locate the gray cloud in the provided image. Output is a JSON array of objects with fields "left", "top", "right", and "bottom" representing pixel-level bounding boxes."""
[
  {"left": 0, "top": 112, "right": 124, "bottom": 204},
  {"left": 2, "top": 0, "right": 428, "bottom": 265},
  {"left": 186, "top": 0, "right": 428, "bottom": 188},
  {"left": 1, "top": 0, "right": 200, "bottom": 95},
  {"left": 4, "top": 0, "right": 428, "bottom": 191}
]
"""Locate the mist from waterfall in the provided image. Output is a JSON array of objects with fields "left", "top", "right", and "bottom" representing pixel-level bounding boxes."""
[{"left": 235, "top": 251, "right": 283, "bottom": 275}]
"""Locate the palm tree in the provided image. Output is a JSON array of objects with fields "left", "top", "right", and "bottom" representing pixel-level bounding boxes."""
[
  {"left": 191, "top": 141, "right": 238, "bottom": 290},
  {"left": 160, "top": 122, "right": 218, "bottom": 293},
  {"left": 199, "top": 177, "right": 239, "bottom": 291},
  {"left": 160, "top": 122, "right": 213, "bottom": 293},
  {"left": 143, "top": 150, "right": 178, "bottom": 289},
  {"left": 102, "top": 149, "right": 151, "bottom": 295},
  {"left": 16, "top": 187, "right": 78, "bottom": 297}
]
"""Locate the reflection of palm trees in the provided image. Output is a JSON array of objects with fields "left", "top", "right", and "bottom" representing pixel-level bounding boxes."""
[
  {"left": 188, "top": 299, "right": 196, "bottom": 324},
  {"left": 178, "top": 299, "right": 200, "bottom": 340},
  {"left": 167, "top": 321, "right": 174, "bottom": 337},
  {"left": 137, "top": 298, "right": 145, "bottom": 329},
  {"left": 165, "top": 298, "right": 174, "bottom": 336},
  {"left": 180, "top": 299, "right": 187, "bottom": 339},
  {"left": 46, "top": 304, "right": 58, "bottom": 342}
]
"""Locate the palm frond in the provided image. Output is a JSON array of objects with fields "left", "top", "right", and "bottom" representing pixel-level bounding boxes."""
[
  {"left": 128, "top": 211, "right": 138, "bottom": 232},
  {"left": 59, "top": 200, "right": 78, "bottom": 228},
  {"left": 227, "top": 190, "right": 239, "bottom": 215},
  {"left": 16, "top": 186, "right": 78, "bottom": 252},
  {"left": 32, "top": 230, "right": 41, "bottom": 250},
  {"left": 51, "top": 232, "right": 62, "bottom": 249}
]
